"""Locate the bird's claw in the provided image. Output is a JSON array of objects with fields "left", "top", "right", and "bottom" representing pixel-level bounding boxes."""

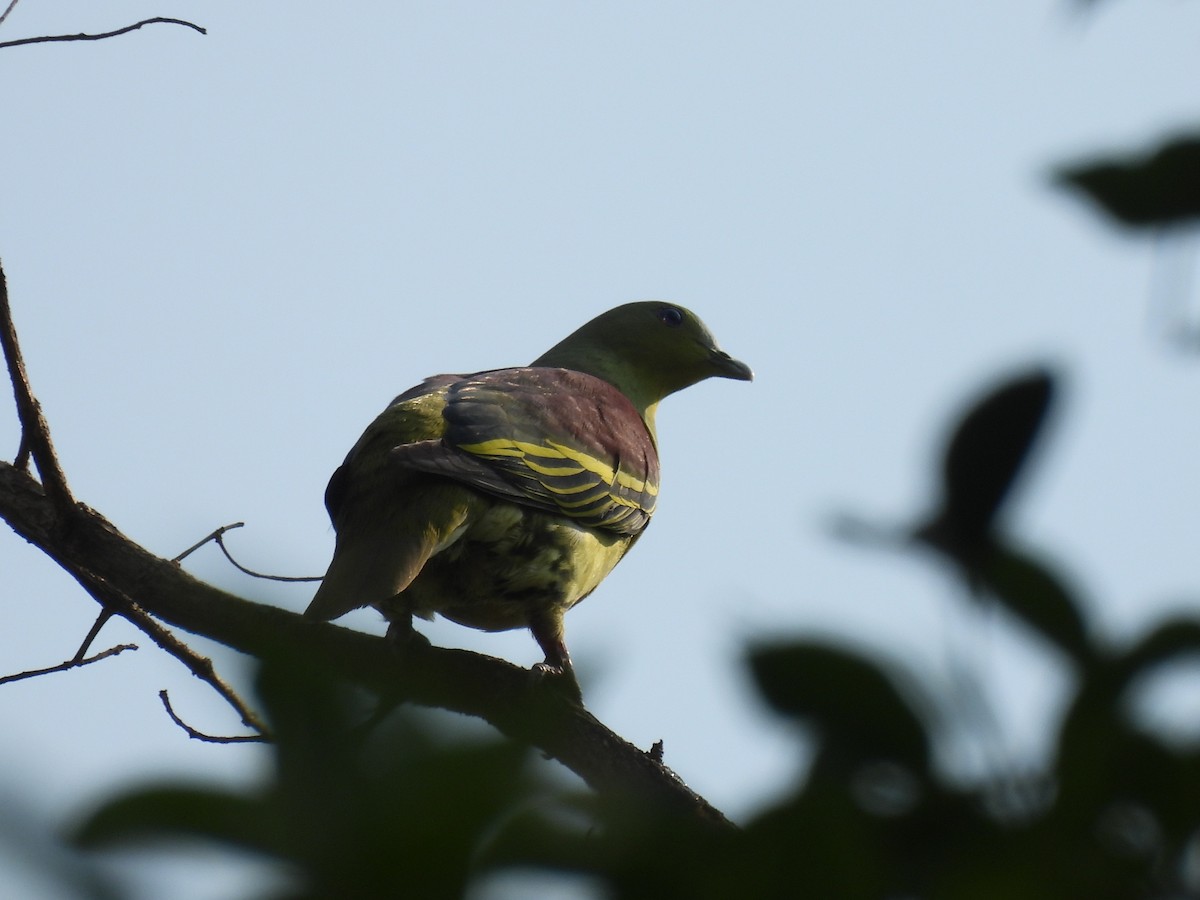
[
  {"left": 385, "top": 617, "right": 431, "bottom": 654},
  {"left": 531, "top": 660, "right": 583, "bottom": 704}
]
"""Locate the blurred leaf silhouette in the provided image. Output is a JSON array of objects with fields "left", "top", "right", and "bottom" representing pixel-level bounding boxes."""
[
  {"left": 1056, "top": 134, "right": 1200, "bottom": 230},
  {"left": 915, "top": 368, "right": 1055, "bottom": 566},
  {"left": 911, "top": 370, "right": 1099, "bottom": 667},
  {"left": 977, "top": 544, "right": 1094, "bottom": 666},
  {"left": 749, "top": 641, "right": 932, "bottom": 774},
  {"left": 75, "top": 656, "right": 544, "bottom": 900}
]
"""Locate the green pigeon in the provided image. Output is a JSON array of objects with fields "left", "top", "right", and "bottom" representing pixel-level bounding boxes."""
[{"left": 306, "top": 302, "right": 752, "bottom": 681}]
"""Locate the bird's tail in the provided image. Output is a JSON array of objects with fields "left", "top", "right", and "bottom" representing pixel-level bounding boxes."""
[{"left": 305, "top": 486, "right": 476, "bottom": 621}]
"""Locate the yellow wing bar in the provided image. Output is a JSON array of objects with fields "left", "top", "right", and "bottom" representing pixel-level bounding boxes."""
[{"left": 457, "top": 436, "right": 658, "bottom": 525}]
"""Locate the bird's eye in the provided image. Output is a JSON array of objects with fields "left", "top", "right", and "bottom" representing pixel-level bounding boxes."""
[{"left": 657, "top": 306, "right": 684, "bottom": 327}]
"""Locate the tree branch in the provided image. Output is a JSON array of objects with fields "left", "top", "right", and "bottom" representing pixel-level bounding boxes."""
[
  {"left": 0, "top": 462, "right": 732, "bottom": 829},
  {"left": 0, "top": 17, "right": 206, "bottom": 50},
  {"left": 1, "top": 261, "right": 268, "bottom": 737}
]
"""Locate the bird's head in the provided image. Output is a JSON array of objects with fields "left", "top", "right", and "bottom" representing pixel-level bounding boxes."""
[{"left": 532, "top": 301, "right": 753, "bottom": 422}]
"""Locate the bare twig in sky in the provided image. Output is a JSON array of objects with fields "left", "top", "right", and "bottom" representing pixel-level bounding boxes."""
[
  {"left": 175, "top": 521, "right": 322, "bottom": 583},
  {"left": 0, "top": 0, "right": 23, "bottom": 29},
  {"left": 159, "top": 690, "right": 270, "bottom": 744},
  {"left": 0, "top": 642, "right": 138, "bottom": 686},
  {"left": 0, "top": 17, "right": 206, "bottom": 50}
]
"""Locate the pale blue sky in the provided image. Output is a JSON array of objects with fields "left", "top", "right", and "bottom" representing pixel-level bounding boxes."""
[{"left": 2, "top": 2, "right": 1199, "bottom": 897}]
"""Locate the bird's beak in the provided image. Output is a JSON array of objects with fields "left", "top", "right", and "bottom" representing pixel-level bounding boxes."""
[{"left": 709, "top": 349, "right": 754, "bottom": 381}]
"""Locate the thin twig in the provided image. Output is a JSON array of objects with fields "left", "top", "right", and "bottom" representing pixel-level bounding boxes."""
[
  {"left": 0, "top": 0, "right": 21, "bottom": 29},
  {"left": 175, "top": 520, "right": 321, "bottom": 582},
  {"left": 72, "top": 570, "right": 272, "bottom": 737},
  {"left": 0, "top": 642, "right": 137, "bottom": 685},
  {"left": 0, "top": 260, "right": 73, "bottom": 508},
  {"left": 174, "top": 521, "right": 246, "bottom": 563},
  {"left": 0, "top": 17, "right": 205, "bottom": 50},
  {"left": 215, "top": 527, "right": 322, "bottom": 582},
  {"left": 73, "top": 608, "right": 116, "bottom": 662},
  {"left": 158, "top": 690, "right": 269, "bottom": 744}
]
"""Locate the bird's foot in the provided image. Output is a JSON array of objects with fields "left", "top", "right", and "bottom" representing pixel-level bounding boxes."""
[
  {"left": 385, "top": 617, "right": 431, "bottom": 654},
  {"left": 530, "top": 659, "right": 583, "bottom": 705}
]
